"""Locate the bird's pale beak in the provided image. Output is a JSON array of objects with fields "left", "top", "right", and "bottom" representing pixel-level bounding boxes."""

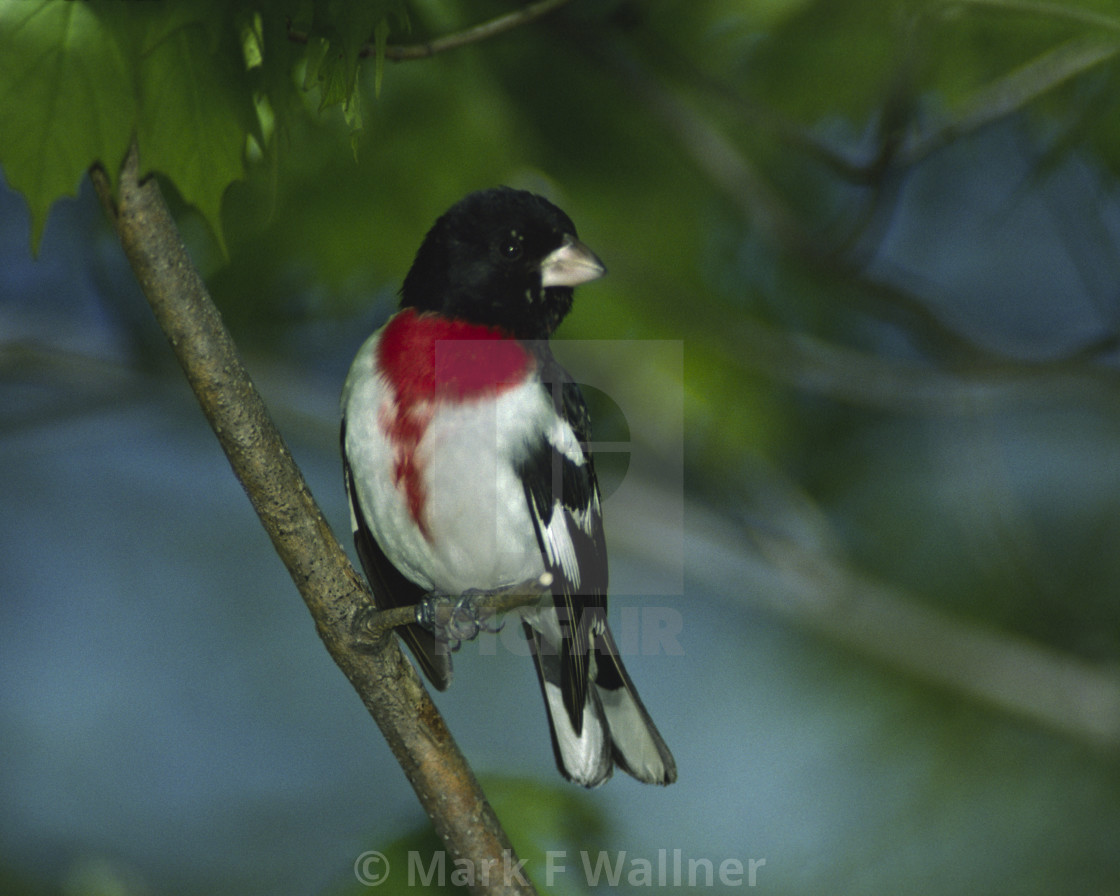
[{"left": 540, "top": 234, "right": 607, "bottom": 288}]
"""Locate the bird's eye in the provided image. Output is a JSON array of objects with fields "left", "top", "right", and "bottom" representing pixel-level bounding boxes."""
[{"left": 500, "top": 233, "right": 523, "bottom": 260}]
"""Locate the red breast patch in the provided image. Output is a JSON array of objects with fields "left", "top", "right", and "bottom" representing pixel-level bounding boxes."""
[{"left": 375, "top": 309, "right": 535, "bottom": 537}]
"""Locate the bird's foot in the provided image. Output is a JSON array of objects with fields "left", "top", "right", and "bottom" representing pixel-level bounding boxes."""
[{"left": 416, "top": 589, "right": 506, "bottom": 650}]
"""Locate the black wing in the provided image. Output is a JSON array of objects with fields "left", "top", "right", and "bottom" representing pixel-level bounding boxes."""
[
  {"left": 341, "top": 420, "right": 452, "bottom": 690},
  {"left": 517, "top": 352, "right": 608, "bottom": 733}
]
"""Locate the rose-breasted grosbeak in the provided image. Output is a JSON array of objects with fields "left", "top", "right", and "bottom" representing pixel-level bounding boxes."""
[{"left": 341, "top": 187, "right": 676, "bottom": 787}]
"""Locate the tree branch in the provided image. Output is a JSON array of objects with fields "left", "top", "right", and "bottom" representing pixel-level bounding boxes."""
[
  {"left": 901, "top": 32, "right": 1120, "bottom": 166},
  {"left": 286, "top": 0, "right": 572, "bottom": 62},
  {"left": 666, "top": 479, "right": 1120, "bottom": 751},
  {"left": 90, "top": 142, "right": 536, "bottom": 896},
  {"left": 382, "top": 0, "right": 572, "bottom": 61},
  {"left": 945, "top": 0, "right": 1120, "bottom": 33}
]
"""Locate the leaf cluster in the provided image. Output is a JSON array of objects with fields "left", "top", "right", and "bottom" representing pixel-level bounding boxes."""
[{"left": 0, "top": 0, "right": 405, "bottom": 251}]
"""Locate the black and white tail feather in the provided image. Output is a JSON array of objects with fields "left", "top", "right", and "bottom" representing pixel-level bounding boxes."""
[
  {"left": 516, "top": 351, "right": 675, "bottom": 787},
  {"left": 523, "top": 621, "right": 675, "bottom": 787}
]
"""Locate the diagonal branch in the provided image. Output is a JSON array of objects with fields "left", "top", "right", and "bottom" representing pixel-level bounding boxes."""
[
  {"left": 901, "top": 32, "right": 1120, "bottom": 165},
  {"left": 945, "top": 0, "right": 1120, "bottom": 33},
  {"left": 90, "top": 141, "right": 536, "bottom": 896},
  {"left": 287, "top": 0, "right": 572, "bottom": 62},
  {"left": 382, "top": 0, "right": 572, "bottom": 61}
]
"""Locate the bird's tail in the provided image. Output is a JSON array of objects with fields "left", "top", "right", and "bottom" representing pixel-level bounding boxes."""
[{"left": 524, "top": 621, "right": 677, "bottom": 788}]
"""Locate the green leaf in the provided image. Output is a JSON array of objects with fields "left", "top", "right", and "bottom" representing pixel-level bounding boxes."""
[
  {"left": 304, "top": 1, "right": 406, "bottom": 137},
  {"left": 310, "top": 0, "right": 379, "bottom": 112},
  {"left": 372, "top": 17, "right": 390, "bottom": 98},
  {"left": 313, "top": 38, "right": 354, "bottom": 112},
  {"left": 135, "top": 21, "right": 253, "bottom": 254},
  {"left": 0, "top": 0, "right": 135, "bottom": 251}
]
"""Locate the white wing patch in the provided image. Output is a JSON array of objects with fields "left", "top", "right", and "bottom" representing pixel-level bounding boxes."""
[
  {"left": 546, "top": 412, "right": 585, "bottom": 466},
  {"left": 541, "top": 505, "right": 581, "bottom": 587},
  {"left": 531, "top": 413, "right": 593, "bottom": 588}
]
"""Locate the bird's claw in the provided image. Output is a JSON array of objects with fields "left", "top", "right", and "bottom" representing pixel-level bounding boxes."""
[{"left": 416, "top": 590, "right": 506, "bottom": 649}]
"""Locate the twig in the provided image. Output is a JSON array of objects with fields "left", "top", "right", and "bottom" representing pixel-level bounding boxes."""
[
  {"left": 901, "top": 33, "right": 1120, "bottom": 166},
  {"left": 723, "top": 316, "right": 1119, "bottom": 415},
  {"left": 286, "top": 0, "right": 572, "bottom": 62},
  {"left": 360, "top": 574, "right": 553, "bottom": 640},
  {"left": 90, "top": 143, "right": 536, "bottom": 896},
  {"left": 945, "top": 0, "right": 1120, "bottom": 33},
  {"left": 383, "top": 0, "right": 571, "bottom": 61}
]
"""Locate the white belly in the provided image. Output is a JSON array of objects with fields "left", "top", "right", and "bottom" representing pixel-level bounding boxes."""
[{"left": 343, "top": 332, "right": 549, "bottom": 595}]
